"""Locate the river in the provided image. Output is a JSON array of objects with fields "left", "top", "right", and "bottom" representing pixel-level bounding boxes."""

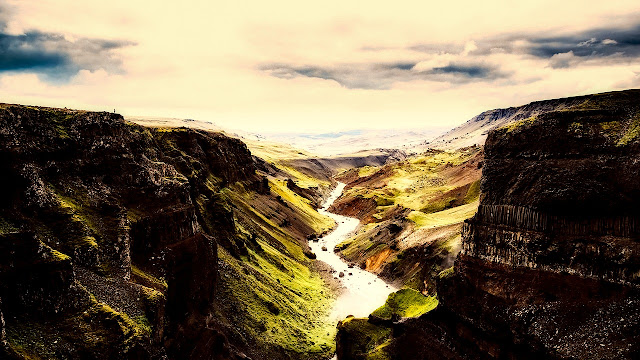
[{"left": 309, "top": 182, "right": 397, "bottom": 321}]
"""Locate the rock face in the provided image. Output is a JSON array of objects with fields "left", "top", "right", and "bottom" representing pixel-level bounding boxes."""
[
  {"left": 339, "top": 89, "right": 640, "bottom": 359},
  {"left": 0, "top": 105, "right": 257, "bottom": 359},
  {"left": 0, "top": 299, "right": 7, "bottom": 354}
]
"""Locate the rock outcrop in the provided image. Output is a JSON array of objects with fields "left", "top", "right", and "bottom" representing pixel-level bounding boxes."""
[
  {"left": 338, "top": 89, "right": 640, "bottom": 359},
  {"left": 0, "top": 105, "right": 257, "bottom": 359}
]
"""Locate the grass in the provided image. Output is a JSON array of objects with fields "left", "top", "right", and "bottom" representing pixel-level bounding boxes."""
[
  {"left": 336, "top": 290, "right": 439, "bottom": 359},
  {"left": 358, "top": 166, "right": 379, "bottom": 177},
  {"left": 6, "top": 294, "right": 147, "bottom": 359},
  {"left": 331, "top": 147, "right": 480, "bottom": 292},
  {"left": 502, "top": 115, "right": 538, "bottom": 133},
  {"left": 438, "top": 266, "right": 455, "bottom": 279},
  {"left": 269, "top": 180, "right": 335, "bottom": 234},
  {"left": 216, "top": 246, "right": 336, "bottom": 356},
  {"left": 342, "top": 148, "right": 481, "bottom": 213},
  {"left": 371, "top": 288, "right": 438, "bottom": 320},
  {"left": 243, "top": 139, "right": 314, "bottom": 162},
  {"left": 212, "top": 175, "right": 339, "bottom": 358},
  {"left": 275, "top": 164, "right": 332, "bottom": 189},
  {"left": 407, "top": 201, "right": 478, "bottom": 229},
  {"left": 131, "top": 265, "right": 168, "bottom": 290},
  {"left": 617, "top": 114, "right": 640, "bottom": 146}
]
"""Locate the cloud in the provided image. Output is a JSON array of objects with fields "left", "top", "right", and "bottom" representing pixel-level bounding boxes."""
[
  {"left": 407, "top": 23, "right": 640, "bottom": 68},
  {"left": 260, "top": 61, "right": 503, "bottom": 89},
  {"left": 430, "top": 64, "right": 490, "bottom": 77},
  {"left": 260, "top": 23, "right": 640, "bottom": 91},
  {"left": 1, "top": 0, "right": 640, "bottom": 134},
  {"left": 524, "top": 25, "right": 640, "bottom": 61},
  {"left": 0, "top": 28, "right": 134, "bottom": 82},
  {"left": 548, "top": 51, "right": 577, "bottom": 69}
]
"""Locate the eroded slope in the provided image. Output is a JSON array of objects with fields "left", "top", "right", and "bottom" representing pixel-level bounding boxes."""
[{"left": 0, "top": 104, "right": 338, "bottom": 360}]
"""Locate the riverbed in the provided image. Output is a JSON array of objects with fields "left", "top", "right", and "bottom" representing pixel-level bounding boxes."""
[{"left": 309, "top": 183, "right": 397, "bottom": 321}]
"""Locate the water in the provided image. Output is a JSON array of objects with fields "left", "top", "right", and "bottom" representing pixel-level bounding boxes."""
[{"left": 309, "top": 182, "right": 397, "bottom": 321}]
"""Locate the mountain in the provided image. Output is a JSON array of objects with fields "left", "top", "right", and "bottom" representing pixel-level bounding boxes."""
[
  {"left": 261, "top": 128, "right": 446, "bottom": 156},
  {"left": 425, "top": 89, "right": 640, "bottom": 150}
]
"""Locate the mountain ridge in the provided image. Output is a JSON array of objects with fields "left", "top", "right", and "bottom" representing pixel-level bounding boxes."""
[{"left": 426, "top": 89, "right": 640, "bottom": 150}]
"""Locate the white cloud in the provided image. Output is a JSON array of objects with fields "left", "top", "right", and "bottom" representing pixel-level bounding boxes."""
[{"left": 0, "top": 0, "right": 639, "bottom": 133}]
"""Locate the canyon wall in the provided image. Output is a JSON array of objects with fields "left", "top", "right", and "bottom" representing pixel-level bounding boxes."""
[
  {"left": 0, "top": 104, "right": 322, "bottom": 360},
  {"left": 338, "top": 89, "right": 640, "bottom": 359}
]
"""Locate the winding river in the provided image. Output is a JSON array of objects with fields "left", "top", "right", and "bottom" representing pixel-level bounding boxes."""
[{"left": 309, "top": 182, "right": 397, "bottom": 321}]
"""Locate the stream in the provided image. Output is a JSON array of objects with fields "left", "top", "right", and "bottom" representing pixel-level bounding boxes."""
[{"left": 309, "top": 182, "right": 397, "bottom": 320}]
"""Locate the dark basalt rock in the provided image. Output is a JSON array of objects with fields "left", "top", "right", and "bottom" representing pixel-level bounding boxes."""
[
  {"left": 338, "top": 90, "right": 640, "bottom": 359},
  {"left": 0, "top": 105, "right": 259, "bottom": 359},
  {"left": 0, "top": 232, "right": 90, "bottom": 317}
]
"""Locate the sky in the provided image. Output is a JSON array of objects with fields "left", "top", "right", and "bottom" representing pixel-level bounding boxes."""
[{"left": 0, "top": 0, "right": 639, "bottom": 133}]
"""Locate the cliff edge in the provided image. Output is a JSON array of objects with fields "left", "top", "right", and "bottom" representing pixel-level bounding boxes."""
[{"left": 338, "top": 89, "right": 640, "bottom": 359}]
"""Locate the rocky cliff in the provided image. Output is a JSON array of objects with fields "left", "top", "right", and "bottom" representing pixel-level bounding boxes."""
[
  {"left": 0, "top": 104, "right": 336, "bottom": 360},
  {"left": 337, "top": 89, "right": 640, "bottom": 359}
]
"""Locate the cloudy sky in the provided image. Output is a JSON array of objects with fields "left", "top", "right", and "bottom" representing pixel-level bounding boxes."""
[{"left": 1, "top": 0, "right": 639, "bottom": 133}]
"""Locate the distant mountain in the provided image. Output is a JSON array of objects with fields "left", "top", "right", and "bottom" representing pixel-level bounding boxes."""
[
  {"left": 263, "top": 128, "right": 447, "bottom": 156},
  {"left": 424, "top": 90, "right": 640, "bottom": 150},
  {"left": 128, "top": 115, "right": 447, "bottom": 156}
]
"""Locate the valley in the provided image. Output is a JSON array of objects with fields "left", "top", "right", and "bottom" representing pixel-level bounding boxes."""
[{"left": 1, "top": 89, "right": 640, "bottom": 360}]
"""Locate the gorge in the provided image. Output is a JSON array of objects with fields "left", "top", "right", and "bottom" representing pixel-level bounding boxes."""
[{"left": 1, "top": 89, "right": 640, "bottom": 360}]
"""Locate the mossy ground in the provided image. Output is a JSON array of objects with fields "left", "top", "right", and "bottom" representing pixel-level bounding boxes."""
[
  {"left": 407, "top": 201, "right": 478, "bottom": 229},
  {"left": 332, "top": 148, "right": 479, "bottom": 292},
  {"left": 497, "top": 90, "right": 640, "bottom": 147},
  {"left": 371, "top": 289, "right": 438, "bottom": 320},
  {"left": 6, "top": 292, "right": 147, "bottom": 360},
  {"left": 337, "top": 289, "right": 438, "bottom": 360},
  {"left": 269, "top": 179, "right": 335, "bottom": 232},
  {"left": 336, "top": 147, "right": 481, "bottom": 219},
  {"left": 216, "top": 247, "right": 336, "bottom": 356},
  {"left": 212, "top": 172, "right": 338, "bottom": 358},
  {"left": 243, "top": 139, "right": 314, "bottom": 162},
  {"left": 337, "top": 317, "right": 392, "bottom": 360}
]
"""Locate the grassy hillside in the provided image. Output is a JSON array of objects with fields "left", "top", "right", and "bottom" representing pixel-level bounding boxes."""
[
  {"left": 0, "top": 105, "right": 341, "bottom": 360},
  {"left": 330, "top": 146, "right": 482, "bottom": 293}
]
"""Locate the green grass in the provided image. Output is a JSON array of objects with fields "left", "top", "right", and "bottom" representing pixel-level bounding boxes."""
[
  {"left": 269, "top": 180, "right": 335, "bottom": 233},
  {"left": 358, "top": 166, "right": 379, "bottom": 177},
  {"left": 617, "top": 114, "right": 640, "bottom": 146},
  {"left": 438, "top": 266, "right": 455, "bottom": 279},
  {"left": 335, "top": 290, "right": 439, "bottom": 359},
  {"left": 408, "top": 201, "right": 478, "bottom": 229},
  {"left": 217, "top": 246, "right": 336, "bottom": 356},
  {"left": 211, "top": 175, "right": 339, "bottom": 358},
  {"left": 502, "top": 115, "right": 538, "bottom": 133},
  {"left": 243, "top": 139, "right": 314, "bottom": 162},
  {"left": 275, "top": 164, "right": 332, "bottom": 189},
  {"left": 341, "top": 148, "right": 481, "bottom": 213},
  {"left": 131, "top": 265, "right": 168, "bottom": 290},
  {"left": 371, "top": 289, "right": 438, "bottom": 320}
]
